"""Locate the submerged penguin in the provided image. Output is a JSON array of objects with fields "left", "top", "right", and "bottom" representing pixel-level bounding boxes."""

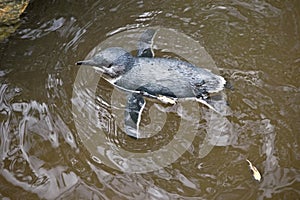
[{"left": 76, "top": 29, "right": 226, "bottom": 138}]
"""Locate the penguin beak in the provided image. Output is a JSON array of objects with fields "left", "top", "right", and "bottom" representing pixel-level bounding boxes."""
[
  {"left": 75, "top": 60, "right": 97, "bottom": 66},
  {"left": 76, "top": 60, "right": 107, "bottom": 72}
]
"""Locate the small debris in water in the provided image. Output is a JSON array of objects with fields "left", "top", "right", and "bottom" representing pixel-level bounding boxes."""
[
  {"left": 246, "top": 159, "right": 261, "bottom": 182},
  {"left": 157, "top": 95, "right": 177, "bottom": 104}
]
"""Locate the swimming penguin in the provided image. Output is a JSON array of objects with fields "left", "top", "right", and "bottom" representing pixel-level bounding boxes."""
[{"left": 76, "top": 29, "right": 226, "bottom": 138}]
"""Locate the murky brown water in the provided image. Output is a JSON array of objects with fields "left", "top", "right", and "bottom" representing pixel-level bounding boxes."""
[{"left": 0, "top": 0, "right": 299, "bottom": 199}]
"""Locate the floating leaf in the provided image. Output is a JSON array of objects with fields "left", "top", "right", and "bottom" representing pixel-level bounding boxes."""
[{"left": 246, "top": 159, "right": 261, "bottom": 181}]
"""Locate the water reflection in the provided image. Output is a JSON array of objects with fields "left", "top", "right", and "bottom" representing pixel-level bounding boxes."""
[{"left": 0, "top": 0, "right": 299, "bottom": 199}]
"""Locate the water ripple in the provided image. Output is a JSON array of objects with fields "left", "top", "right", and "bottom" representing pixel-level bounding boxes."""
[{"left": 0, "top": 0, "right": 299, "bottom": 199}]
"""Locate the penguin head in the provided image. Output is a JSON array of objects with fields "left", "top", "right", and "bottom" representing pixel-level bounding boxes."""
[{"left": 76, "top": 47, "right": 134, "bottom": 78}]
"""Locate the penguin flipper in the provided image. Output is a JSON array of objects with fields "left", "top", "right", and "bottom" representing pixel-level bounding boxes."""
[
  {"left": 124, "top": 93, "right": 146, "bottom": 139},
  {"left": 137, "top": 29, "right": 156, "bottom": 58},
  {"left": 197, "top": 94, "right": 229, "bottom": 116}
]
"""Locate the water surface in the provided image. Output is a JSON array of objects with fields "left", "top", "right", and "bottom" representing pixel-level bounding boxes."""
[{"left": 0, "top": 0, "right": 299, "bottom": 199}]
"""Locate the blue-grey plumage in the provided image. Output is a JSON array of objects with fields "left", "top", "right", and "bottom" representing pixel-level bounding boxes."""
[
  {"left": 77, "top": 47, "right": 225, "bottom": 99},
  {"left": 76, "top": 29, "right": 227, "bottom": 138},
  {"left": 115, "top": 57, "right": 225, "bottom": 98}
]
